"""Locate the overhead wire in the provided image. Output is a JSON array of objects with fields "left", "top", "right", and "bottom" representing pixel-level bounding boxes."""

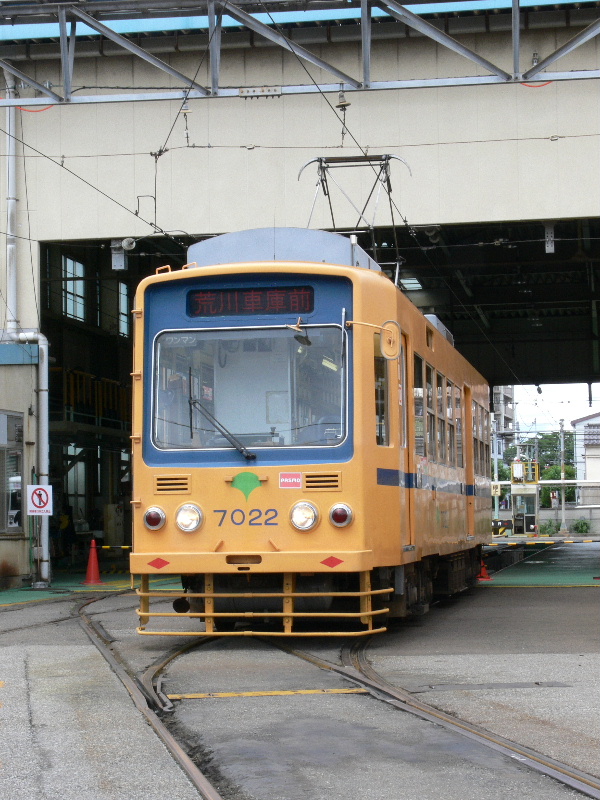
[
  {"left": 19, "top": 107, "right": 40, "bottom": 322},
  {"left": 155, "top": 1, "right": 229, "bottom": 157},
  {"left": 0, "top": 11, "right": 585, "bottom": 409},
  {"left": 0, "top": 121, "right": 189, "bottom": 249},
  {"left": 255, "top": 1, "right": 536, "bottom": 396}
]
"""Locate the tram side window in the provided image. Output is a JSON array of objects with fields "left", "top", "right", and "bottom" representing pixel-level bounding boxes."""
[
  {"left": 436, "top": 372, "right": 446, "bottom": 463},
  {"left": 426, "top": 365, "right": 436, "bottom": 460},
  {"left": 455, "top": 385, "right": 463, "bottom": 467},
  {"left": 472, "top": 401, "right": 490, "bottom": 476},
  {"left": 472, "top": 401, "right": 479, "bottom": 475},
  {"left": 413, "top": 354, "right": 425, "bottom": 456},
  {"left": 482, "top": 406, "right": 491, "bottom": 477},
  {"left": 446, "top": 380, "right": 455, "bottom": 465},
  {"left": 399, "top": 344, "right": 407, "bottom": 448},
  {"left": 374, "top": 334, "right": 389, "bottom": 446}
]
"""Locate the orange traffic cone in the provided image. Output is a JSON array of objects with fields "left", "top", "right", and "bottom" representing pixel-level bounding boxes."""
[
  {"left": 82, "top": 539, "right": 105, "bottom": 585},
  {"left": 477, "top": 560, "right": 493, "bottom": 581}
]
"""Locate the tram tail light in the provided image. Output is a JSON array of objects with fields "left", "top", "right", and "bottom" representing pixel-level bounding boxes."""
[
  {"left": 329, "top": 503, "right": 353, "bottom": 527},
  {"left": 144, "top": 506, "right": 166, "bottom": 530}
]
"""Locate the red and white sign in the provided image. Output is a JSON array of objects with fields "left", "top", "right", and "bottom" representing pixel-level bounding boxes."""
[
  {"left": 279, "top": 472, "right": 302, "bottom": 489},
  {"left": 27, "top": 485, "right": 53, "bottom": 516}
]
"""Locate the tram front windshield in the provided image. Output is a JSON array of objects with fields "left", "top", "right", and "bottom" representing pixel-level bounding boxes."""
[{"left": 153, "top": 326, "right": 346, "bottom": 451}]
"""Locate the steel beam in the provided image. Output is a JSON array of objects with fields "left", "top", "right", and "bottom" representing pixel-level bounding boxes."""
[
  {"left": 361, "top": 0, "right": 371, "bottom": 88},
  {"left": 522, "top": 16, "right": 600, "bottom": 80},
  {"left": 376, "top": 0, "right": 512, "bottom": 81},
  {"left": 58, "top": 8, "right": 77, "bottom": 101},
  {"left": 221, "top": 2, "right": 362, "bottom": 88},
  {"left": 0, "top": 59, "right": 63, "bottom": 101},
  {"left": 0, "top": 68, "right": 598, "bottom": 107},
  {"left": 69, "top": 7, "right": 210, "bottom": 95},
  {"left": 512, "top": 0, "right": 520, "bottom": 77},
  {"left": 208, "top": 0, "right": 222, "bottom": 95}
]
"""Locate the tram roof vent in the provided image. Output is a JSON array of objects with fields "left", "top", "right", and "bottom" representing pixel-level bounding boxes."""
[
  {"left": 424, "top": 314, "right": 454, "bottom": 346},
  {"left": 187, "top": 228, "right": 381, "bottom": 272}
]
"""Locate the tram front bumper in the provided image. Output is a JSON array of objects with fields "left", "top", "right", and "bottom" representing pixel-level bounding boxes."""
[{"left": 130, "top": 549, "right": 374, "bottom": 574}]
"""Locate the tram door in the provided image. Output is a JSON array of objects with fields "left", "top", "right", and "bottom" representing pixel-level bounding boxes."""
[{"left": 398, "top": 335, "right": 411, "bottom": 547}]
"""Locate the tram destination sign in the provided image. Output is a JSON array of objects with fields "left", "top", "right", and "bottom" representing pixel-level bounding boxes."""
[{"left": 187, "top": 286, "right": 314, "bottom": 317}]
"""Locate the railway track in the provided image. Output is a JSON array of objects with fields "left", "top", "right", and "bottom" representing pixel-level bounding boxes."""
[
  {"left": 76, "top": 596, "right": 227, "bottom": 800},
  {"left": 272, "top": 637, "right": 600, "bottom": 800},
  {"left": 125, "top": 622, "right": 600, "bottom": 800},
  {"left": 2, "top": 591, "right": 597, "bottom": 800}
]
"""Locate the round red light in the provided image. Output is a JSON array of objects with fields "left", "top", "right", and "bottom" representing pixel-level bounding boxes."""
[
  {"left": 145, "top": 510, "right": 163, "bottom": 528},
  {"left": 330, "top": 505, "right": 352, "bottom": 527},
  {"left": 331, "top": 507, "right": 349, "bottom": 525}
]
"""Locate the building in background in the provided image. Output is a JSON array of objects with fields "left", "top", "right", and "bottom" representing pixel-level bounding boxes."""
[
  {"left": 571, "top": 412, "right": 600, "bottom": 505},
  {"left": 493, "top": 386, "right": 515, "bottom": 458}
]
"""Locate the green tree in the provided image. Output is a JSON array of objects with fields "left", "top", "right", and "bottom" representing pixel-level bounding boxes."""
[
  {"left": 491, "top": 460, "right": 511, "bottom": 502},
  {"left": 535, "top": 431, "right": 574, "bottom": 469},
  {"left": 502, "top": 431, "right": 574, "bottom": 470},
  {"left": 539, "top": 464, "right": 576, "bottom": 507}
]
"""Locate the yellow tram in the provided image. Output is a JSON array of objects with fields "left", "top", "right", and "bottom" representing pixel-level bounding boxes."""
[{"left": 130, "top": 228, "right": 491, "bottom": 636}]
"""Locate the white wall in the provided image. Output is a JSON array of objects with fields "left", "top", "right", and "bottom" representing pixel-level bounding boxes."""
[{"left": 0, "top": 26, "right": 597, "bottom": 262}]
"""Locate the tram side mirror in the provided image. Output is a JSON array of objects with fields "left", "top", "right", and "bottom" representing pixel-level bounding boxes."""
[
  {"left": 287, "top": 317, "right": 312, "bottom": 346},
  {"left": 345, "top": 318, "right": 401, "bottom": 360},
  {"left": 380, "top": 320, "right": 401, "bottom": 360}
]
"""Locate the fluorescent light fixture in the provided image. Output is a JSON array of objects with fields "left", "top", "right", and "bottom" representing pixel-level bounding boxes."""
[
  {"left": 400, "top": 277, "right": 423, "bottom": 291},
  {"left": 322, "top": 357, "right": 338, "bottom": 371}
]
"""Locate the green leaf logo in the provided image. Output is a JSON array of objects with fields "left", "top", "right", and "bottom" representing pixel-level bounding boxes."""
[{"left": 231, "top": 472, "right": 262, "bottom": 500}]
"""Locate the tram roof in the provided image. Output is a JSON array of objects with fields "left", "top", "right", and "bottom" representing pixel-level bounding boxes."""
[{"left": 187, "top": 227, "right": 381, "bottom": 271}]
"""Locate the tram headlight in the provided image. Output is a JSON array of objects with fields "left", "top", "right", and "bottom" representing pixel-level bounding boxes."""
[
  {"left": 290, "top": 501, "right": 319, "bottom": 531},
  {"left": 175, "top": 503, "right": 204, "bottom": 532},
  {"left": 329, "top": 503, "right": 353, "bottom": 528},
  {"left": 144, "top": 506, "right": 166, "bottom": 530}
]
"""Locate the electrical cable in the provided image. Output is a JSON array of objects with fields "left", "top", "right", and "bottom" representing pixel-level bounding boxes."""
[
  {"left": 0, "top": 122, "right": 189, "bottom": 248},
  {"left": 255, "top": 1, "right": 536, "bottom": 395},
  {"left": 155, "top": 1, "right": 229, "bottom": 157},
  {"left": 19, "top": 108, "right": 40, "bottom": 321}
]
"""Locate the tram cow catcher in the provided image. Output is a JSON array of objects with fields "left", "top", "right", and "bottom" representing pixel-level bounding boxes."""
[{"left": 130, "top": 228, "right": 491, "bottom": 636}]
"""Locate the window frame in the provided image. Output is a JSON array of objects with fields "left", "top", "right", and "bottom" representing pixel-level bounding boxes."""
[
  {"left": 0, "top": 412, "right": 24, "bottom": 536},
  {"left": 62, "top": 256, "right": 86, "bottom": 321}
]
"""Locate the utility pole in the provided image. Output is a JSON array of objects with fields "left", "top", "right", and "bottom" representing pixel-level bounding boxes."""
[
  {"left": 493, "top": 421, "right": 499, "bottom": 519},
  {"left": 559, "top": 419, "right": 568, "bottom": 533}
]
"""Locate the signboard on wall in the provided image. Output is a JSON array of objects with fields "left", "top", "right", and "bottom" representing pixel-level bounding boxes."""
[{"left": 27, "top": 485, "right": 53, "bottom": 516}]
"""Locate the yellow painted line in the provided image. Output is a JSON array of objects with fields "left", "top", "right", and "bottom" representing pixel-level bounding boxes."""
[
  {"left": 0, "top": 681, "right": 4, "bottom": 687},
  {"left": 481, "top": 584, "right": 600, "bottom": 588},
  {"left": 168, "top": 688, "right": 369, "bottom": 700}
]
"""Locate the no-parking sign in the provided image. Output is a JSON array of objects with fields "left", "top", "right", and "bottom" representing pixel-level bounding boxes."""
[{"left": 27, "top": 485, "right": 53, "bottom": 516}]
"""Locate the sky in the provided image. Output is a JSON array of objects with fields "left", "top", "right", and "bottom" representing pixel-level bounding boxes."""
[
  {"left": 513, "top": 384, "right": 600, "bottom": 435},
  {"left": 0, "top": 0, "right": 570, "bottom": 40}
]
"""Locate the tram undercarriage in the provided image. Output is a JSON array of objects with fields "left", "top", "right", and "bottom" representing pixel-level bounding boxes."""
[{"left": 134, "top": 547, "right": 481, "bottom": 637}]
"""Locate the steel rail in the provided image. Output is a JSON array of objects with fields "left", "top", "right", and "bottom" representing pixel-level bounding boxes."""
[
  {"left": 270, "top": 638, "right": 600, "bottom": 800},
  {"left": 77, "top": 597, "right": 226, "bottom": 800},
  {"left": 139, "top": 637, "right": 217, "bottom": 711}
]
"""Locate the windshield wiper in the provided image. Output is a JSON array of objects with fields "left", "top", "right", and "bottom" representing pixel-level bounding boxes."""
[{"left": 188, "top": 396, "right": 256, "bottom": 461}]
